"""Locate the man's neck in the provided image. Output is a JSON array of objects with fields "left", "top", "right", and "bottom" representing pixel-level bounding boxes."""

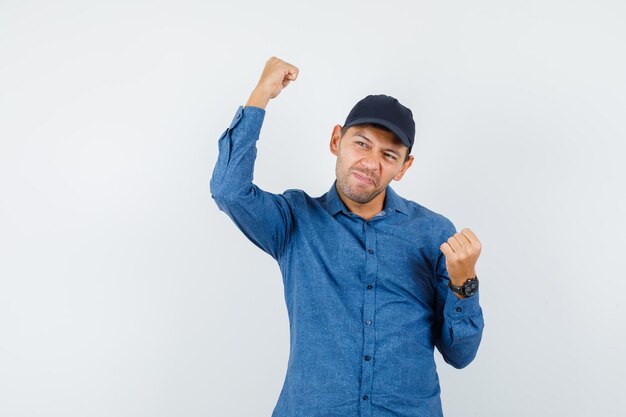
[{"left": 337, "top": 186, "right": 386, "bottom": 221}]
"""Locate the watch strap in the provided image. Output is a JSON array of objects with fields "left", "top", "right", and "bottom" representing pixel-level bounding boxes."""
[{"left": 448, "top": 276, "right": 479, "bottom": 296}]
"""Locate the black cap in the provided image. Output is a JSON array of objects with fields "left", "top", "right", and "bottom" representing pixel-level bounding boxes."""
[{"left": 343, "top": 94, "right": 415, "bottom": 154}]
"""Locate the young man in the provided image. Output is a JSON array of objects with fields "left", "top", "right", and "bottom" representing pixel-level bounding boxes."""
[{"left": 210, "top": 56, "right": 484, "bottom": 417}]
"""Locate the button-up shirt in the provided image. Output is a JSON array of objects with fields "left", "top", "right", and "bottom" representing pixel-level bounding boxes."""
[{"left": 210, "top": 105, "right": 484, "bottom": 417}]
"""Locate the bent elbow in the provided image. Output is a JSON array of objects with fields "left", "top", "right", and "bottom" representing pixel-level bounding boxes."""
[
  {"left": 209, "top": 181, "right": 253, "bottom": 204},
  {"left": 443, "top": 353, "right": 475, "bottom": 369},
  {"left": 209, "top": 184, "right": 227, "bottom": 203}
]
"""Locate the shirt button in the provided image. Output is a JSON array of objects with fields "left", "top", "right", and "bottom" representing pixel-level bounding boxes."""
[
  {"left": 367, "top": 284, "right": 373, "bottom": 290},
  {"left": 364, "top": 355, "right": 371, "bottom": 361},
  {"left": 368, "top": 249, "right": 374, "bottom": 254},
  {"left": 365, "top": 320, "right": 372, "bottom": 325},
  {"left": 362, "top": 395, "right": 369, "bottom": 400},
  {"left": 456, "top": 307, "right": 463, "bottom": 312}
]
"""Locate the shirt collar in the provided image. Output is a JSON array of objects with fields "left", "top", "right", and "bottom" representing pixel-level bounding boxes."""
[{"left": 323, "top": 179, "right": 409, "bottom": 217}]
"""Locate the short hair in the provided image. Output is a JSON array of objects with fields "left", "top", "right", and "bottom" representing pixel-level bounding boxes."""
[{"left": 341, "top": 123, "right": 411, "bottom": 163}]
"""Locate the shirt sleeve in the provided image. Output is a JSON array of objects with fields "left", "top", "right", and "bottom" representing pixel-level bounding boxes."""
[
  {"left": 433, "top": 220, "right": 485, "bottom": 369},
  {"left": 209, "top": 105, "right": 294, "bottom": 261}
]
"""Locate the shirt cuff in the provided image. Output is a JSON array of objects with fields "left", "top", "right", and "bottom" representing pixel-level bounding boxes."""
[
  {"left": 228, "top": 104, "right": 266, "bottom": 127},
  {"left": 225, "top": 105, "right": 266, "bottom": 140},
  {"left": 443, "top": 286, "right": 482, "bottom": 320}
]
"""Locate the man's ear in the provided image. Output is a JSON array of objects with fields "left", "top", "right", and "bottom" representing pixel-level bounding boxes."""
[
  {"left": 330, "top": 125, "right": 343, "bottom": 156},
  {"left": 393, "top": 155, "right": 414, "bottom": 181}
]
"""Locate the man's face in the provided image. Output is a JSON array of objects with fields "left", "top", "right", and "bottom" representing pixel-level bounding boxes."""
[{"left": 330, "top": 124, "right": 414, "bottom": 205}]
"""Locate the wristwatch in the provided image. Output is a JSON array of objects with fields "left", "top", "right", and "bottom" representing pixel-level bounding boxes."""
[{"left": 448, "top": 276, "right": 479, "bottom": 297}]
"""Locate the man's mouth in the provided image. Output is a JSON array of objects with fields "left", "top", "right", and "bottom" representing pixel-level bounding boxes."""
[{"left": 352, "top": 171, "right": 375, "bottom": 185}]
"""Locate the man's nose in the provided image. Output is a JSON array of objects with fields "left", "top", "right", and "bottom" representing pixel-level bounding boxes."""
[{"left": 359, "top": 155, "right": 379, "bottom": 173}]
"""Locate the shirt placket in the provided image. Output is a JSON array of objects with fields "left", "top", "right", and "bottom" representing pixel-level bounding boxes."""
[{"left": 359, "top": 217, "right": 379, "bottom": 417}]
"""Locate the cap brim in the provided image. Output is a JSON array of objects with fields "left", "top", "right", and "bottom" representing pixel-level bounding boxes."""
[{"left": 343, "top": 117, "right": 411, "bottom": 149}]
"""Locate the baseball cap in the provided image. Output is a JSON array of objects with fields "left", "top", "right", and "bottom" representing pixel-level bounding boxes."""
[{"left": 343, "top": 94, "right": 415, "bottom": 154}]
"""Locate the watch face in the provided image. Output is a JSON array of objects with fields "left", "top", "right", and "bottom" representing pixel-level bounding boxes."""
[{"left": 463, "top": 279, "right": 479, "bottom": 296}]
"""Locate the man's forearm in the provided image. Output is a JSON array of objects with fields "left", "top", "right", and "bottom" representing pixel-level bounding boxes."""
[
  {"left": 245, "top": 88, "right": 270, "bottom": 109},
  {"left": 209, "top": 105, "right": 265, "bottom": 201}
]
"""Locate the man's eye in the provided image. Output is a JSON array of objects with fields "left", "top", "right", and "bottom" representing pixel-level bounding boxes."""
[
  {"left": 385, "top": 153, "right": 397, "bottom": 160},
  {"left": 356, "top": 141, "right": 367, "bottom": 147}
]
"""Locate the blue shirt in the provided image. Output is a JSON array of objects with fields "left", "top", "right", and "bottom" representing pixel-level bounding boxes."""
[{"left": 210, "top": 105, "right": 484, "bottom": 417}]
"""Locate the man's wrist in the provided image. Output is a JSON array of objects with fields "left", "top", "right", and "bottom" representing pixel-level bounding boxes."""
[
  {"left": 245, "top": 88, "right": 270, "bottom": 109},
  {"left": 449, "top": 271, "right": 476, "bottom": 287},
  {"left": 450, "top": 278, "right": 472, "bottom": 287},
  {"left": 448, "top": 275, "right": 479, "bottom": 298}
]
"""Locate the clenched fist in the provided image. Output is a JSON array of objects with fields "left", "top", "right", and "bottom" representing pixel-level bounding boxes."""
[
  {"left": 246, "top": 56, "right": 299, "bottom": 109},
  {"left": 439, "top": 228, "right": 482, "bottom": 287}
]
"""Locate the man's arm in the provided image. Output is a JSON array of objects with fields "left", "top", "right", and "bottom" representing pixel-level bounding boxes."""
[
  {"left": 209, "top": 57, "right": 300, "bottom": 261},
  {"left": 433, "top": 223, "right": 485, "bottom": 368},
  {"left": 244, "top": 55, "right": 299, "bottom": 109}
]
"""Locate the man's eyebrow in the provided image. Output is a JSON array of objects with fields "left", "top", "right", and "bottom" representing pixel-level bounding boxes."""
[{"left": 353, "top": 132, "right": 402, "bottom": 156}]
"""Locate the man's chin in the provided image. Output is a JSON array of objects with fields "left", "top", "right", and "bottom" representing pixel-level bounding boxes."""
[
  {"left": 345, "top": 187, "right": 377, "bottom": 205},
  {"left": 337, "top": 177, "right": 379, "bottom": 204}
]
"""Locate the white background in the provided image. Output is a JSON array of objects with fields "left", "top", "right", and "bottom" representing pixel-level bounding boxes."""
[{"left": 1, "top": 1, "right": 625, "bottom": 416}]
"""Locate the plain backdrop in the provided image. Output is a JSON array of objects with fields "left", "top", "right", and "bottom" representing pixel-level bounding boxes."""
[{"left": 1, "top": 1, "right": 625, "bottom": 416}]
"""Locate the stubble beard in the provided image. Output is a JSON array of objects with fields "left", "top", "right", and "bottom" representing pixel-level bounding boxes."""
[{"left": 336, "top": 167, "right": 383, "bottom": 205}]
